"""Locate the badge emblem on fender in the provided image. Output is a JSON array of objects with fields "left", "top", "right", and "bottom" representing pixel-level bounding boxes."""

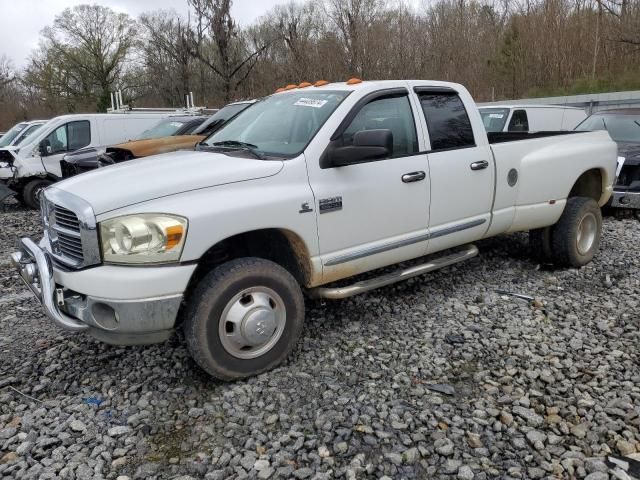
[
  {"left": 319, "top": 196, "right": 342, "bottom": 214},
  {"left": 299, "top": 202, "right": 313, "bottom": 213}
]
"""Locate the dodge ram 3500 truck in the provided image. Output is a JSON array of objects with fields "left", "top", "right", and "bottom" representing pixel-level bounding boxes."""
[{"left": 12, "top": 80, "right": 617, "bottom": 380}]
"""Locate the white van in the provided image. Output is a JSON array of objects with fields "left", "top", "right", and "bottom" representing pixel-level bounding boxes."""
[
  {"left": 479, "top": 105, "right": 587, "bottom": 133},
  {"left": 0, "top": 113, "right": 172, "bottom": 208}
]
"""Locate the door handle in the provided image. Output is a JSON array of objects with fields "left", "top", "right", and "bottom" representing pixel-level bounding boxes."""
[
  {"left": 470, "top": 160, "right": 489, "bottom": 171},
  {"left": 402, "top": 171, "right": 426, "bottom": 183}
]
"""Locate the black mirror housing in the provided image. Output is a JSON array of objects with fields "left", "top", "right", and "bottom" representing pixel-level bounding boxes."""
[{"left": 322, "top": 129, "right": 393, "bottom": 168}]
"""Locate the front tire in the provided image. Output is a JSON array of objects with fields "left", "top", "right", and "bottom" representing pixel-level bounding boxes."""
[
  {"left": 550, "top": 197, "right": 602, "bottom": 267},
  {"left": 184, "top": 257, "right": 305, "bottom": 380},
  {"left": 23, "top": 179, "right": 53, "bottom": 210}
]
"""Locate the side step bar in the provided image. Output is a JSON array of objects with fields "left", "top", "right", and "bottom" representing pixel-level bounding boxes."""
[{"left": 308, "top": 244, "right": 479, "bottom": 300}]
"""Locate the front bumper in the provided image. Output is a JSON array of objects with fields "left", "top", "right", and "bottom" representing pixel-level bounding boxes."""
[
  {"left": 11, "top": 238, "right": 184, "bottom": 345},
  {"left": 609, "top": 189, "right": 640, "bottom": 209}
]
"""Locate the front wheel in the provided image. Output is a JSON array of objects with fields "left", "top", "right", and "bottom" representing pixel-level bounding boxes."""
[
  {"left": 23, "top": 179, "right": 53, "bottom": 210},
  {"left": 550, "top": 196, "right": 602, "bottom": 267},
  {"left": 184, "top": 257, "right": 305, "bottom": 380}
]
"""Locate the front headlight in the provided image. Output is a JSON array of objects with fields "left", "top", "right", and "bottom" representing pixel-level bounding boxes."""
[{"left": 100, "top": 214, "right": 188, "bottom": 264}]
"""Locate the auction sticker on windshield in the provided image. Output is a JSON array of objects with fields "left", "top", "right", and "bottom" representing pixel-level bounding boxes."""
[
  {"left": 489, "top": 113, "right": 504, "bottom": 118},
  {"left": 294, "top": 98, "right": 328, "bottom": 108}
]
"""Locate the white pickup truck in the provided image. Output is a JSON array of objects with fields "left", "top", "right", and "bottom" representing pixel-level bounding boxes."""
[{"left": 12, "top": 80, "right": 617, "bottom": 380}]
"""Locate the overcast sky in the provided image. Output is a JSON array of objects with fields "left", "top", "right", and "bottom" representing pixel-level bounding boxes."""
[{"left": 1, "top": 0, "right": 290, "bottom": 68}]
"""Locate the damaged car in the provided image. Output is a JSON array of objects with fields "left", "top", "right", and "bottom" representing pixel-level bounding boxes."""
[
  {"left": 575, "top": 109, "right": 640, "bottom": 212},
  {"left": 60, "top": 101, "right": 255, "bottom": 178}
]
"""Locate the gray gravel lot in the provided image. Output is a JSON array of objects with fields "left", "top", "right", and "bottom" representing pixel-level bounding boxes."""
[{"left": 1, "top": 200, "right": 639, "bottom": 480}]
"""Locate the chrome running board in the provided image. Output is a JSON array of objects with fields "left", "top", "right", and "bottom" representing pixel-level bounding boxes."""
[{"left": 308, "top": 244, "right": 479, "bottom": 300}]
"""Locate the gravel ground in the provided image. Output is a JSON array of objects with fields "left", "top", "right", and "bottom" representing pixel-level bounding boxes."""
[{"left": 1, "top": 200, "right": 639, "bottom": 480}]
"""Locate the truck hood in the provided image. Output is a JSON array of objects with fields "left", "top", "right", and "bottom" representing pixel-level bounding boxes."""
[{"left": 56, "top": 150, "right": 284, "bottom": 214}]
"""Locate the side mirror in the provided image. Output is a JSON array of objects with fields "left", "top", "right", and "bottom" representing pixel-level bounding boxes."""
[
  {"left": 323, "top": 129, "right": 393, "bottom": 168},
  {"left": 39, "top": 140, "right": 51, "bottom": 156}
]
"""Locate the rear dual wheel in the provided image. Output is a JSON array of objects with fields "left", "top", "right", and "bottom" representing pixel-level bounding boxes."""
[{"left": 529, "top": 196, "right": 602, "bottom": 267}]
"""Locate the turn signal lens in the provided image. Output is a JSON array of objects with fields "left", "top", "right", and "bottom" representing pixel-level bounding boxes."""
[
  {"left": 165, "top": 225, "right": 184, "bottom": 250},
  {"left": 346, "top": 78, "right": 363, "bottom": 85}
]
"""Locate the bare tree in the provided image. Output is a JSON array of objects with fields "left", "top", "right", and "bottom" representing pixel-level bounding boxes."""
[
  {"left": 29, "top": 5, "right": 138, "bottom": 111},
  {"left": 188, "top": 0, "right": 272, "bottom": 101},
  {"left": 140, "top": 10, "right": 195, "bottom": 105},
  {"left": 324, "top": 0, "right": 384, "bottom": 77}
]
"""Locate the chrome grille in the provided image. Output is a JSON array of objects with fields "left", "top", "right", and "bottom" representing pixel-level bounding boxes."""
[
  {"left": 56, "top": 228, "right": 84, "bottom": 262},
  {"left": 42, "top": 188, "right": 101, "bottom": 270},
  {"left": 53, "top": 206, "right": 81, "bottom": 232}
]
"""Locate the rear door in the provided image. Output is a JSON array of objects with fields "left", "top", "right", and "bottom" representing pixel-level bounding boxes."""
[{"left": 412, "top": 87, "right": 494, "bottom": 255}]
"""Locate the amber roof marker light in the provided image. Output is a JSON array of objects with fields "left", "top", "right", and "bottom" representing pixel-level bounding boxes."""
[
  {"left": 314, "top": 80, "right": 329, "bottom": 87},
  {"left": 275, "top": 87, "right": 285, "bottom": 93},
  {"left": 298, "top": 82, "right": 312, "bottom": 88},
  {"left": 284, "top": 84, "right": 298, "bottom": 90},
  {"left": 346, "top": 78, "right": 363, "bottom": 85}
]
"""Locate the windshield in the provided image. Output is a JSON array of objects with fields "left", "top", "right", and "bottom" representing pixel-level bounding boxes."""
[
  {"left": 479, "top": 108, "right": 510, "bottom": 132},
  {"left": 14, "top": 124, "right": 44, "bottom": 145},
  {"left": 137, "top": 119, "right": 188, "bottom": 140},
  {"left": 0, "top": 122, "right": 28, "bottom": 147},
  {"left": 575, "top": 113, "right": 640, "bottom": 143},
  {"left": 203, "top": 91, "right": 351, "bottom": 157}
]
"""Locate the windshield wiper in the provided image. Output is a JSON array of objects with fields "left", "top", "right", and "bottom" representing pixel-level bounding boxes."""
[{"left": 208, "top": 140, "right": 265, "bottom": 159}]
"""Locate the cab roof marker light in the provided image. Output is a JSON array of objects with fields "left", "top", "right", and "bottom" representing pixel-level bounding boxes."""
[
  {"left": 275, "top": 87, "right": 285, "bottom": 93},
  {"left": 284, "top": 84, "right": 298, "bottom": 90},
  {"left": 346, "top": 78, "right": 363, "bottom": 85},
  {"left": 298, "top": 82, "right": 312, "bottom": 88},
  {"left": 314, "top": 80, "right": 329, "bottom": 87}
]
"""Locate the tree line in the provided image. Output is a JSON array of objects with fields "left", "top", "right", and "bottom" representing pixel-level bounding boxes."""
[{"left": 1, "top": 0, "right": 639, "bottom": 129}]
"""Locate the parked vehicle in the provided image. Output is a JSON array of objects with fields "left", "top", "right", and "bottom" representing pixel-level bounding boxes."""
[
  {"left": 0, "top": 120, "right": 47, "bottom": 148},
  {"left": 479, "top": 105, "right": 586, "bottom": 133},
  {"left": 574, "top": 108, "right": 640, "bottom": 212},
  {"left": 12, "top": 79, "right": 616, "bottom": 380},
  {"left": 0, "top": 112, "right": 174, "bottom": 208},
  {"left": 60, "top": 101, "right": 255, "bottom": 178}
]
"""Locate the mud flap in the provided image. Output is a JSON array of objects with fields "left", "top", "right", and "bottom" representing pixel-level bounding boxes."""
[{"left": 0, "top": 182, "right": 16, "bottom": 203}]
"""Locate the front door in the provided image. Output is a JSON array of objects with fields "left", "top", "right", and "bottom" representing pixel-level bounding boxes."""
[
  {"left": 306, "top": 88, "right": 431, "bottom": 283},
  {"left": 41, "top": 120, "right": 92, "bottom": 177}
]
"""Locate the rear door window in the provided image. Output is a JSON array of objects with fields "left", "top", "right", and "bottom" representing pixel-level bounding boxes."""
[{"left": 418, "top": 92, "right": 475, "bottom": 150}]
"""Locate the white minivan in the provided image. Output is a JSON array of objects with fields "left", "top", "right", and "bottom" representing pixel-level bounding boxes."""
[
  {"left": 0, "top": 120, "right": 48, "bottom": 148},
  {"left": 479, "top": 105, "right": 587, "bottom": 133},
  {"left": 0, "top": 113, "right": 172, "bottom": 208}
]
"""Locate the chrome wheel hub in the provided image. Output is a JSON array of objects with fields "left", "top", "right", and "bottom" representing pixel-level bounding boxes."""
[
  {"left": 219, "top": 287, "right": 286, "bottom": 359},
  {"left": 576, "top": 212, "right": 597, "bottom": 255}
]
